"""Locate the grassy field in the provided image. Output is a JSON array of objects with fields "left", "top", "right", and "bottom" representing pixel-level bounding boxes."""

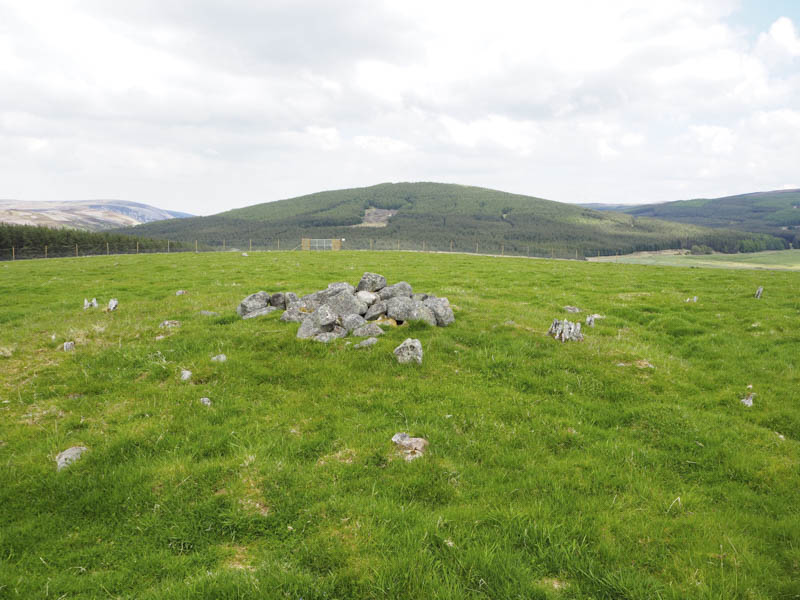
[
  {"left": 1, "top": 251, "right": 798, "bottom": 599},
  {"left": 589, "top": 249, "right": 800, "bottom": 271}
]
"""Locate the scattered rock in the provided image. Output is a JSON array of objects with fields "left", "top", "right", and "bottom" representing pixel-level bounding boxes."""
[
  {"left": 755, "top": 286, "right": 763, "bottom": 299},
  {"left": 241, "top": 252, "right": 248, "bottom": 257},
  {"left": 159, "top": 320, "right": 180, "bottom": 329},
  {"left": 237, "top": 291, "right": 271, "bottom": 318},
  {"left": 200, "top": 397, "right": 212, "bottom": 406},
  {"left": 83, "top": 298, "right": 98, "bottom": 310},
  {"left": 63, "top": 341, "right": 75, "bottom": 351},
  {"left": 391, "top": 432, "right": 428, "bottom": 461},
  {"left": 176, "top": 290, "right": 187, "bottom": 296},
  {"left": 352, "top": 323, "right": 384, "bottom": 338},
  {"left": 741, "top": 393, "right": 754, "bottom": 407},
  {"left": 423, "top": 297, "right": 455, "bottom": 327},
  {"left": 547, "top": 319, "right": 583, "bottom": 342},
  {"left": 56, "top": 446, "right": 87, "bottom": 471},
  {"left": 199, "top": 310, "right": 220, "bottom": 317},
  {"left": 685, "top": 296, "right": 698, "bottom": 303},
  {"left": 635, "top": 360, "right": 654, "bottom": 369},
  {"left": 394, "top": 338, "right": 423, "bottom": 364},
  {"left": 107, "top": 298, "right": 118, "bottom": 312},
  {"left": 354, "top": 337, "right": 378, "bottom": 348},
  {"left": 155, "top": 335, "right": 166, "bottom": 341},
  {"left": 586, "top": 315, "right": 596, "bottom": 327},
  {"left": 0, "top": 347, "right": 12, "bottom": 358},
  {"left": 180, "top": 370, "right": 192, "bottom": 381},
  {"left": 211, "top": 354, "right": 227, "bottom": 363},
  {"left": 357, "top": 272, "right": 387, "bottom": 293},
  {"left": 775, "top": 432, "right": 785, "bottom": 440},
  {"left": 297, "top": 305, "right": 337, "bottom": 339},
  {"left": 564, "top": 305, "right": 581, "bottom": 313},
  {"left": 242, "top": 306, "right": 278, "bottom": 320},
  {"left": 313, "top": 327, "right": 347, "bottom": 343}
]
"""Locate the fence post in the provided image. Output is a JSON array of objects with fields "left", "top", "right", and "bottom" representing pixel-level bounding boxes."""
[
  {"left": 476, "top": 242, "right": 479, "bottom": 254},
  {"left": 450, "top": 240, "right": 453, "bottom": 252},
  {"left": 501, "top": 243, "right": 504, "bottom": 256},
  {"left": 249, "top": 239, "right": 252, "bottom": 252},
  {"left": 397, "top": 240, "right": 400, "bottom": 251},
  {"left": 526, "top": 246, "right": 529, "bottom": 257},
  {"left": 223, "top": 240, "right": 225, "bottom": 251},
  {"left": 167, "top": 240, "right": 170, "bottom": 253},
  {"left": 277, "top": 239, "right": 280, "bottom": 251},
  {"left": 370, "top": 239, "right": 373, "bottom": 251},
  {"left": 107, "top": 242, "right": 110, "bottom": 255},
  {"left": 75, "top": 244, "right": 78, "bottom": 258},
  {"left": 195, "top": 240, "right": 198, "bottom": 253},
  {"left": 45, "top": 245, "right": 48, "bottom": 259},
  {"left": 11, "top": 247, "right": 14, "bottom": 261}
]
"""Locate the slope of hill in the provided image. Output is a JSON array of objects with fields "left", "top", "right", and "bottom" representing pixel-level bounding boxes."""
[
  {"left": 0, "top": 199, "right": 192, "bottom": 231},
  {"left": 114, "top": 182, "right": 784, "bottom": 257},
  {"left": 622, "top": 189, "right": 800, "bottom": 246}
]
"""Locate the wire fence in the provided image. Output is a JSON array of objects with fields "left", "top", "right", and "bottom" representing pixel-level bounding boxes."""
[{"left": 0, "top": 238, "right": 603, "bottom": 262}]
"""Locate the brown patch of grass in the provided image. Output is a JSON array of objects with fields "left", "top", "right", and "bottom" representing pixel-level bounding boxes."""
[
  {"left": 317, "top": 448, "right": 356, "bottom": 466},
  {"left": 224, "top": 545, "right": 254, "bottom": 571}
]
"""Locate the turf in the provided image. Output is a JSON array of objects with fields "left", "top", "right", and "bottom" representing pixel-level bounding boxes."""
[{"left": 1, "top": 251, "right": 798, "bottom": 599}]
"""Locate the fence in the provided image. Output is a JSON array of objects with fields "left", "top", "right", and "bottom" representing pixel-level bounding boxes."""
[{"left": 0, "top": 238, "right": 612, "bottom": 262}]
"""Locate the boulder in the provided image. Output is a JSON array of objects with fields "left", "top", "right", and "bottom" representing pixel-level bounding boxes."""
[
  {"left": 280, "top": 307, "right": 309, "bottom": 323},
  {"left": 365, "top": 301, "right": 387, "bottom": 321},
  {"left": 356, "top": 290, "right": 379, "bottom": 305},
  {"left": 314, "top": 326, "right": 347, "bottom": 343},
  {"left": 386, "top": 296, "right": 416, "bottom": 322},
  {"left": 379, "top": 281, "right": 413, "bottom": 300},
  {"left": 412, "top": 293, "right": 428, "bottom": 302},
  {"left": 237, "top": 291, "right": 270, "bottom": 317},
  {"left": 391, "top": 433, "right": 428, "bottom": 461},
  {"left": 354, "top": 337, "right": 378, "bottom": 348},
  {"left": 242, "top": 306, "right": 278, "bottom": 320},
  {"left": 342, "top": 313, "right": 367, "bottom": 332},
  {"left": 410, "top": 302, "right": 437, "bottom": 327},
  {"left": 325, "top": 290, "right": 367, "bottom": 318},
  {"left": 357, "top": 272, "right": 387, "bottom": 293},
  {"left": 56, "top": 446, "right": 87, "bottom": 471},
  {"left": 352, "top": 323, "right": 384, "bottom": 338},
  {"left": 297, "top": 305, "right": 337, "bottom": 339},
  {"left": 423, "top": 297, "right": 455, "bottom": 327},
  {"left": 270, "top": 292, "right": 286, "bottom": 309},
  {"left": 394, "top": 338, "right": 423, "bottom": 364},
  {"left": 284, "top": 292, "right": 299, "bottom": 306}
]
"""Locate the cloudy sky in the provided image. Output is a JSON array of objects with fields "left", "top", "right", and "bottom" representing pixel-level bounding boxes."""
[{"left": 1, "top": 0, "right": 799, "bottom": 214}]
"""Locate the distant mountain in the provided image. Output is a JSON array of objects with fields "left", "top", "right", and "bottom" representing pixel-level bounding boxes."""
[
  {"left": 578, "top": 203, "right": 632, "bottom": 211},
  {"left": 621, "top": 189, "right": 800, "bottom": 246},
  {"left": 113, "top": 182, "right": 784, "bottom": 257},
  {"left": 0, "top": 200, "right": 193, "bottom": 231}
]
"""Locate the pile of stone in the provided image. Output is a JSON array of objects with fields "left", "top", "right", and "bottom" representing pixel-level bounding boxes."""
[
  {"left": 547, "top": 318, "right": 584, "bottom": 342},
  {"left": 236, "top": 272, "right": 454, "bottom": 344}
]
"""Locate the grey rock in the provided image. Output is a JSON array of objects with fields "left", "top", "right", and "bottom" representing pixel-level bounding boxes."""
[
  {"left": 356, "top": 272, "right": 387, "bottom": 292},
  {"left": 199, "top": 310, "right": 220, "bottom": 317},
  {"left": 160, "top": 320, "right": 180, "bottom": 328},
  {"left": 107, "top": 298, "right": 118, "bottom": 311},
  {"left": 423, "top": 297, "right": 455, "bottom": 327},
  {"left": 180, "top": 369, "right": 192, "bottom": 381},
  {"left": 365, "top": 300, "right": 387, "bottom": 321},
  {"left": 564, "top": 305, "right": 581, "bottom": 313},
  {"left": 237, "top": 291, "right": 270, "bottom": 317},
  {"left": 324, "top": 290, "right": 367, "bottom": 318},
  {"left": 313, "top": 326, "right": 347, "bottom": 343},
  {"left": 586, "top": 315, "right": 596, "bottom": 327},
  {"left": 297, "top": 305, "right": 337, "bottom": 339},
  {"left": 211, "top": 353, "right": 227, "bottom": 362},
  {"left": 391, "top": 432, "right": 428, "bottom": 461},
  {"left": 241, "top": 252, "right": 248, "bottom": 257},
  {"left": 755, "top": 286, "right": 764, "bottom": 299},
  {"left": 200, "top": 397, "right": 212, "bottom": 406},
  {"left": 63, "top": 341, "right": 75, "bottom": 352},
  {"left": 741, "top": 393, "right": 755, "bottom": 407},
  {"left": 379, "top": 281, "right": 413, "bottom": 300},
  {"left": 56, "top": 446, "right": 87, "bottom": 471},
  {"left": 291, "top": 296, "right": 321, "bottom": 313},
  {"left": 285, "top": 292, "right": 299, "bottom": 305},
  {"left": 242, "top": 306, "right": 278, "bottom": 320},
  {"left": 410, "top": 302, "right": 437, "bottom": 327},
  {"left": 547, "top": 319, "right": 583, "bottom": 342},
  {"left": 280, "top": 307, "right": 309, "bottom": 323},
  {"left": 386, "top": 296, "right": 416, "bottom": 322},
  {"left": 356, "top": 290, "right": 379, "bottom": 305},
  {"left": 394, "top": 338, "right": 423, "bottom": 364},
  {"left": 412, "top": 293, "right": 428, "bottom": 302},
  {"left": 354, "top": 337, "right": 378, "bottom": 348},
  {"left": 342, "top": 313, "right": 367, "bottom": 332},
  {"left": 270, "top": 292, "right": 286, "bottom": 309},
  {"left": 83, "top": 298, "right": 98, "bottom": 310},
  {"left": 176, "top": 290, "right": 187, "bottom": 296},
  {"left": 352, "top": 323, "right": 384, "bottom": 338}
]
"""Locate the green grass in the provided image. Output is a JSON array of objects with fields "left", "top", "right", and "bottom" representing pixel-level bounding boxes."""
[
  {"left": 1, "top": 251, "right": 799, "bottom": 599},
  {"left": 590, "top": 249, "right": 800, "bottom": 270}
]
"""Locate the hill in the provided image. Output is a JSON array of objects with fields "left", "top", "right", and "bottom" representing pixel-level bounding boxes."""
[
  {"left": 0, "top": 199, "right": 192, "bottom": 231},
  {"left": 619, "top": 189, "right": 800, "bottom": 246},
  {"left": 113, "top": 182, "right": 784, "bottom": 256},
  {"left": 1, "top": 251, "right": 798, "bottom": 598}
]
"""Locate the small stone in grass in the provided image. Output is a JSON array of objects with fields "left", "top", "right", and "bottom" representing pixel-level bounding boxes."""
[
  {"left": 391, "top": 432, "right": 428, "bottom": 461},
  {"left": 200, "top": 397, "right": 212, "bottom": 406},
  {"left": 564, "top": 305, "right": 581, "bottom": 313},
  {"left": 393, "top": 338, "right": 422, "bottom": 364},
  {"left": 176, "top": 290, "right": 187, "bottom": 296},
  {"left": 199, "top": 310, "right": 220, "bottom": 317},
  {"left": 107, "top": 298, "right": 118, "bottom": 311},
  {"left": 354, "top": 337, "right": 378, "bottom": 349},
  {"left": 241, "top": 252, "right": 248, "bottom": 257},
  {"left": 63, "top": 341, "right": 75, "bottom": 351},
  {"left": 180, "top": 370, "right": 192, "bottom": 381},
  {"left": 741, "top": 393, "right": 754, "bottom": 407},
  {"left": 56, "top": 446, "right": 87, "bottom": 471},
  {"left": 160, "top": 320, "right": 180, "bottom": 329},
  {"left": 211, "top": 354, "right": 227, "bottom": 363}
]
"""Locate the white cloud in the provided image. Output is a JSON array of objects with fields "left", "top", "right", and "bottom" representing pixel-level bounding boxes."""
[{"left": 0, "top": 1, "right": 798, "bottom": 211}]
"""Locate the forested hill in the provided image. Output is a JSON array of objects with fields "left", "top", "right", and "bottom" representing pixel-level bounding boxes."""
[
  {"left": 622, "top": 189, "right": 800, "bottom": 247},
  {"left": 113, "top": 182, "right": 785, "bottom": 257}
]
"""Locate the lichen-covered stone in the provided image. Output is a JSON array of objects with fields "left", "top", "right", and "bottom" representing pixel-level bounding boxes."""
[
  {"left": 379, "top": 281, "right": 413, "bottom": 300},
  {"left": 237, "top": 291, "right": 270, "bottom": 317},
  {"left": 356, "top": 272, "right": 387, "bottom": 293},
  {"left": 393, "top": 338, "right": 423, "bottom": 364}
]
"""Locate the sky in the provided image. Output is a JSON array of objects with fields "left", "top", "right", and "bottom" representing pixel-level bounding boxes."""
[{"left": 1, "top": 0, "right": 799, "bottom": 215}]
